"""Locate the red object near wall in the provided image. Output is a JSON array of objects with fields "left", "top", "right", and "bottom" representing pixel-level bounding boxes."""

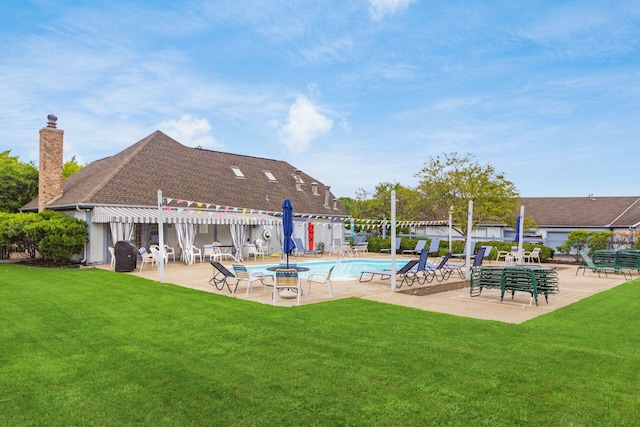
[{"left": 308, "top": 222, "right": 315, "bottom": 250}]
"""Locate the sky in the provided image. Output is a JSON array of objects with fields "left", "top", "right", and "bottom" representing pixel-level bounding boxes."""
[{"left": 1, "top": 0, "right": 639, "bottom": 199}]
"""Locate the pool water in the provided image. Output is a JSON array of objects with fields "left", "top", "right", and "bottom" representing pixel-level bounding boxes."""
[{"left": 247, "top": 259, "right": 409, "bottom": 280}]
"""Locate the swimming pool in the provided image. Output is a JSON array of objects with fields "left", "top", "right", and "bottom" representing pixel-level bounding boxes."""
[{"left": 247, "top": 259, "right": 409, "bottom": 280}]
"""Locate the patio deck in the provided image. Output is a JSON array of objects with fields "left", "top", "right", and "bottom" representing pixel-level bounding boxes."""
[{"left": 98, "top": 252, "right": 630, "bottom": 324}]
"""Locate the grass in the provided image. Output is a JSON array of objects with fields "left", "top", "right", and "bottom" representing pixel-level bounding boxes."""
[{"left": 1, "top": 264, "right": 639, "bottom": 426}]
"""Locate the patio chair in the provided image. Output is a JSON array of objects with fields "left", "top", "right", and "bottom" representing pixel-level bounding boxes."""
[
  {"left": 451, "top": 243, "right": 474, "bottom": 259},
  {"left": 380, "top": 237, "right": 402, "bottom": 254},
  {"left": 427, "top": 238, "right": 441, "bottom": 256},
  {"left": 353, "top": 241, "right": 368, "bottom": 256},
  {"left": 211, "top": 241, "right": 239, "bottom": 263},
  {"left": 232, "top": 264, "right": 274, "bottom": 296},
  {"left": 444, "top": 247, "right": 486, "bottom": 279},
  {"left": 209, "top": 261, "right": 237, "bottom": 293},
  {"left": 340, "top": 242, "right": 354, "bottom": 259},
  {"left": 254, "top": 238, "right": 268, "bottom": 259},
  {"left": 149, "top": 244, "right": 168, "bottom": 265},
  {"left": 576, "top": 250, "right": 630, "bottom": 280},
  {"left": 496, "top": 246, "right": 518, "bottom": 263},
  {"left": 329, "top": 238, "right": 342, "bottom": 255},
  {"left": 274, "top": 268, "right": 301, "bottom": 306},
  {"left": 293, "top": 237, "right": 322, "bottom": 257},
  {"left": 203, "top": 244, "right": 216, "bottom": 261},
  {"left": 306, "top": 265, "right": 335, "bottom": 298},
  {"left": 359, "top": 259, "right": 420, "bottom": 288},
  {"left": 402, "top": 239, "right": 427, "bottom": 256},
  {"left": 108, "top": 246, "right": 116, "bottom": 268},
  {"left": 191, "top": 245, "right": 203, "bottom": 263},
  {"left": 138, "top": 247, "right": 156, "bottom": 272},
  {"left": 164, "top": 244, "right": 176, "bottom": 262},
  {"left": 419, "top": 252, "right": 454, "bottom": 283},
  {"left": 524, "top": 247, "right": 541, "bottom": 264},
  {"left": 479, "top": 245, "right": 493, "bottom": 259}
]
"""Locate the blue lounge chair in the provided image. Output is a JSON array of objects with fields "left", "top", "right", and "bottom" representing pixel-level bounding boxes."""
[
  {"left": 444, "top": 247, "right": 487, "bottom": 279},
  {"left": 418, "top": 252, "right": 454, "bottom": 283},
  {"left": 359, "top": 259, "right": 420, "bottom": 288},
  {"left": 402, "top": 239, "right": 427, "bottom": 256},
  {"left": 293, "top": 237, "right": 322, "bottom": 257}
]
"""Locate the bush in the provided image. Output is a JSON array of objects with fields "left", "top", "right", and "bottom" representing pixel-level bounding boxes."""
[{"left": 0, "top": 211, "right": 87, "bottom": 262}]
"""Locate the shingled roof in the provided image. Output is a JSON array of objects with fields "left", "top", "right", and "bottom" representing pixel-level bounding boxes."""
[
  {"left": 23, "top": 130, "right": 348, "bottom": 216},
  {"left": 520, "top": 196, "right": 640, "bottom": 228}
]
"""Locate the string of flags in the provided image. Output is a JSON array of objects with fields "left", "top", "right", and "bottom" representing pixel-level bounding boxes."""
[
  {"left": 161, "top": 196, "right": 348, "bottom": 223},
  {"left": 161, "top": 196, "right": 448, "bottom": 229}
]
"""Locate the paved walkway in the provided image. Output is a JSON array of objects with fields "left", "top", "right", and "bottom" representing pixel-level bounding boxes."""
[{"left": 99, "top": 253, "right": 630, "bottom": 324}]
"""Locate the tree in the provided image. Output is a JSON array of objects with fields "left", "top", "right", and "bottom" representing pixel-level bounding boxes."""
[
  {"left": 0, "top": 151, "right": 38, "bottom": 213},
  {"left": 345, "top": 182, "right": 420, "bottom": 221},
  {"left": 63, "top": 156, "right": 86, "bottom": 178},
  {"left": 414, "top": 152, "right": 519, "bottom": 236},
  {"left": 556, "top": 230, "right": 591, "bottom": 261}
]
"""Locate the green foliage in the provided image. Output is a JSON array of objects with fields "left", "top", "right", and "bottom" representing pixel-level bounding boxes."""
[
  {"left": 0, "top": 211, "right": 87, "bottom": 262},
  {"left": 415, "top": 152, "right": 520, "bottom": 236},
  {"left": 62, "top": 155, "right": 86, "bottom": 178},
  {"left": 588, "top": 231, "right": 615, "bottom": 253},
  {"left": 557, "top": 230, "right": 615, "bottom": 261},
  {"left": 345, "top": 182, "right": 420, "bottom": 220},
  {"left": 0, "top": 150, "right": 38, "bottom": 212}
]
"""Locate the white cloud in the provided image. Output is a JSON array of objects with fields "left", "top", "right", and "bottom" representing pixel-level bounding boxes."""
[
  {"left": 369, "top": 0, "right": 417, "bottom": 20},
  {"left": 159, "top": 115, "right": 221, "bottom": 149},
  {"left": 279, "top": 96, "right": 333, "bottom": 153}
]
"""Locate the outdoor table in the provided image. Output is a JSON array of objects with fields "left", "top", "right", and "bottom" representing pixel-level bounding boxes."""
[{"left": 266, "top": 266, "right": 310, "bottom": 272}]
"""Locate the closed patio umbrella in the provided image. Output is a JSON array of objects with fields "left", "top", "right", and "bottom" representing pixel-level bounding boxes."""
[{"left": 282, "top": 198, "right": 296, "bottom": 268}]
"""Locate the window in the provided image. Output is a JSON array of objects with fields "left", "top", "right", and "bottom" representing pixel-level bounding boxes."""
[
  {"left": 231, "top": 166, "right": 245, "bottom": 178},
  {"left": 263, "top": 170, "right": 277, "bottom": 182}
]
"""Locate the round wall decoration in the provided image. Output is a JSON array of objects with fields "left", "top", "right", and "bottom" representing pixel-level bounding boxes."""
[{"left": 262, "top": 229, "right": 272, "bottom": 240}]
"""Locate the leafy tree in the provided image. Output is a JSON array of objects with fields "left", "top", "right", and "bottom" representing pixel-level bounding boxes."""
[
  {"left": 0, "top": 151, "right": 38, "bottom": 213},
  {"left": 349, "top": 182, "right": 419, "bottom": 220},
  {"left": 63, "top": 156, "right": 86, "bottom": 178},
  {"left": 588, "top": 231, "right": 615, "bottom": 254},
  {"left": 414, "top": 152, "right": 519, "bottom": 236},
  {"left": 556, "top": 230, "right": 591, "bottom": 260}
]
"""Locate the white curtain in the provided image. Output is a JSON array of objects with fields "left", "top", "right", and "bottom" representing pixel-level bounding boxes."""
[
  {"left": 109, "top": 222, "right": 134, "bottom": 246},
  {"left": 176, "top": 223, "right": 196, "bottom": 265},
  {"left": 276, "top": 223, "right": 284, "bottom": 261},
  {"left": 230, "top": 224, "right": 247, "bottom": 262}
]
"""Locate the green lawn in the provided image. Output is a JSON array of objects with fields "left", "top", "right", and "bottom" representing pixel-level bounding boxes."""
[{"left": 1, "top": 264, "right": 639, "bottom": 426}]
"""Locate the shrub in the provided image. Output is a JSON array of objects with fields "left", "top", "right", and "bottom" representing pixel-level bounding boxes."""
[{"left": 0, "top": 211, "right": 87, "bottom": 262}]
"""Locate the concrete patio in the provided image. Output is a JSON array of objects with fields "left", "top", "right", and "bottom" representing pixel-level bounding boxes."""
[{"left": 99, "top": 252, "right": 631, "bottom": 324}]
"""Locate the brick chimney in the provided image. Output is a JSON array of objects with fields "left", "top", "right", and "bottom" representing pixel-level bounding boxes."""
[{"left": 38, "top": 114, "right": 64, "bottom": 212}]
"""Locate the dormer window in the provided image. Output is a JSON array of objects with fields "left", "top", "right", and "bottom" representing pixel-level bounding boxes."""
[
  {"left": 311, "top": 182, "right": 319, "bottom": 195},
  {"left": 231, "top": 166, "right": 245, "bottom": 178},
  {"left": 263, "top": 170, "right": 277, "bottom": 182},
  {"left": 293, "top": 169, "right": 304, "bottom": 191}
]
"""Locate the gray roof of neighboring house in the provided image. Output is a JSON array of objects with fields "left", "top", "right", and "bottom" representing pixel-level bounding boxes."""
[
  {"left": 23, "top": 130, "right": 349, "bottom": 216},
  {"left": 520, "top": 196, "right": 640, "bottom": 228}
]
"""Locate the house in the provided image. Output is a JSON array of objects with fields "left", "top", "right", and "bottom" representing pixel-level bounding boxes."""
[
  {"left": 22, "top": 116, "right": 349, "bottom": 264},
  {"left": 517, "top": 196, "right": 640, "bottom": 250},
  {"left": 407, "top": 196, "right": 640, "bottom": 251}
]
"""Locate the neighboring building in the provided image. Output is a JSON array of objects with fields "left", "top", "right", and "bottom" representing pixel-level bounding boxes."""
[
  {"left": 22, "top": 116, "right": 349, "bottom": 264},
  {"left": 518, "top": 196, "right": 640, "bottom": 250},
  {"left": 410, "top": 196, "right": 640, "bottom": 251}
]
